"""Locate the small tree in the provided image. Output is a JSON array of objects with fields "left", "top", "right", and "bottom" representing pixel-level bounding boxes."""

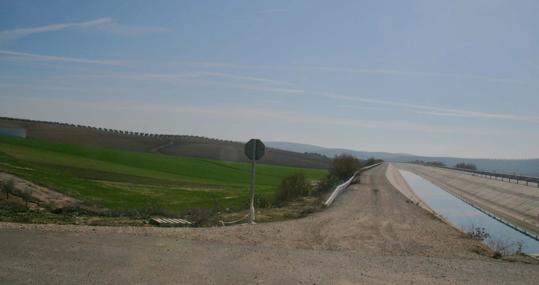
[
  {"left": 1, "top": 179, "right": 15, "bottom": 200},
  {"left": 330, "top": 154, "right": 362, "bottom": 180},
  {"left": 455, "top": 162, "right": 477, "bottom": 170}
]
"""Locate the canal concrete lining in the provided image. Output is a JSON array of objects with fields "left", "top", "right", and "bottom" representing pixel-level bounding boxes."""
[
  {"left": 395, "top": 163, "right": 539, "bottom": 238},
  {"left": 385, "top": 164, "right": 434, "bottom": 213}
]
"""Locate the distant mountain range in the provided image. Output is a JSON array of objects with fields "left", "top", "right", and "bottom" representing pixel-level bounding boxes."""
[{"left": 266, "top": 142, "right": 539, "bottom": 177}]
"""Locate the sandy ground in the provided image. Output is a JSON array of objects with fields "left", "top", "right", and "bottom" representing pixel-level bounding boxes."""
[
  {"left": 1, "top": 164, "right": 538, "bottom": 284},
  {"left": 396, "top": 163, "right": 539, "bottom": 237}
]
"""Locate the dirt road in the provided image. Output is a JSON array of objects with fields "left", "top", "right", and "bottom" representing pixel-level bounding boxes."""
[{"left": 1, "top": 164, "right": 538, "bottom": 284}]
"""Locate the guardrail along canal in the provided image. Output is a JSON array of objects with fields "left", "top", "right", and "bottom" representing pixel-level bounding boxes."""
[{"left": 399, "top": 170, "right": 539, "bottom": 255}]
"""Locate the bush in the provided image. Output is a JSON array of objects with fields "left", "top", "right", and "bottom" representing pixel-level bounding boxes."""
[
  {"left": 315, "top": 156, "right": 382, "bottom": 195},
  {"left": 315, "top": 175, "right": 340, "bottom": 194},
  {"left": 253, "top": 194, "right": 273, "bottom": 208},
  {"left": 466, "top": 226, "right": 490, "bottom": 241},
  {"left": 1, "top": 179, "right": 15, "bottom": 200},
  {"left": 18, "top": 189, "right": 33, "bottom": 207},
  {"left": 486, "top": 238, "right": 526, "bottom": 257},
  {"left": 274, "top": 173, "right": 312, "bottom": 205},
  {"left": 411, "top": 160, "right": 446, "bottom": 167},
  {"left": 455, "top": 162, "right": 477, "bottom": 170},
  {"left": 184, "top": 208, "right": 218, "bottom": 227},
  {"left": 52, "top": 205, "right": 97, "bottom": 216},
  {"left": 365, "top": 157, "right": 383, "bottom": 167},
  {"left": 330, "top": 154, "right": 362, "bottom": 180}
]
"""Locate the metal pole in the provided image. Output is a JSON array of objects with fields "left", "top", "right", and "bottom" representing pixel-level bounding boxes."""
[{"left": 249, "top": 142, "right": 256, "bottom": 224}]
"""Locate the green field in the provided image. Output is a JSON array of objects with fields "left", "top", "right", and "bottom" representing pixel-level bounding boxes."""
[{"left": 0, "top": 135, "right": 327, "bottom": 215}]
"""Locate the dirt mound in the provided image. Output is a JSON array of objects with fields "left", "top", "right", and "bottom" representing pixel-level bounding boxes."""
[{"left": 0, "top": 172, "right": 79, "bottom": 210}]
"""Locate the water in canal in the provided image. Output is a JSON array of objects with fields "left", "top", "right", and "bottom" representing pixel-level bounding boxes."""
[{"left": 399, "top": 170, "right": 539, "bottom": 254}]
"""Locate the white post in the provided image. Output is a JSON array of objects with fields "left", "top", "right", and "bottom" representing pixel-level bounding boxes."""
[{"left": 249, "top": 142, "right": 256, "bottom": 224}]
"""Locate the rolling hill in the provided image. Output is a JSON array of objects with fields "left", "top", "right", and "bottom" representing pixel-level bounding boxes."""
[
  {"left": 0, "top": 117, "right": 330, "bottom": 169},
  {"left": 0, "top": 135, "right": 327, "bottom": 214}
]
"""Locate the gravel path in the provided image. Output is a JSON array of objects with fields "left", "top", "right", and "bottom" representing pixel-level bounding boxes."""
[{"left": 1, "top": 164, "right": 538, "bottom": 284}]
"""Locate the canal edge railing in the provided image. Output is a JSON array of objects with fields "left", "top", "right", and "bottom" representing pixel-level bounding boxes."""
[
  {"left": 431, "top": 165, "right": 539, "bottom": 188},
  {"left": 323, "top": 163, "right": 382, "bottom": 207}
]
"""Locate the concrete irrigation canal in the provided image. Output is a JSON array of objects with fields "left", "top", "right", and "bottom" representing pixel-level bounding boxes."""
[
  {"left": 399, "top": 170, "right": 539, "bottom": 254},
  {"left": 387, "top": 164, "right": 539, "bottom": 255}
]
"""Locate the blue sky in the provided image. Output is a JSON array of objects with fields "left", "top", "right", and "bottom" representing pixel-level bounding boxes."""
[{"left": 0, "top": 0, "right": 538, "bottom": 159}]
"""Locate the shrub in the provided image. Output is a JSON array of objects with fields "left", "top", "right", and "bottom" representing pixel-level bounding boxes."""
[
  {"left": 51, "top": 205, "right": 96, "bottom": 216},
  {"left": 253, "top": 194, "right": 273, "bottom": 208},
  {"left": 184, "top": 208, "right": 218, "bottom": 227},
  {"left": 455, "top": 162, "right": 478, "bottom": 170},
  {"left": 19, "top": 189, "right": 33, "bottom": 207},
  {"left": 486, "top": 238, "right": 526, "bottom": 257},
  {"left": 274, "top": 173, "right": 312, "bottom": 205},
  {"left": 315, "top": 175, "right": 340, "bottom": 194},
  {"left": 330, "top": 154, "right": 362, "bottom": 180},
  {"left": 466, "top": 226, "right": 490, "bottom": 241},
  {"left": 411, "top": 160, "right": 446, "bottom": 167},
  {"left": 365, "top": 157, "right": 383, "bottom": 167},
  {"left": 1, "top": 179, "right": 15, "bottom": 200}
]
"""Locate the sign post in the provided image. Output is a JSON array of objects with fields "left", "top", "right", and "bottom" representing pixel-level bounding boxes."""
[{"left": 244, "top": 139, "right": 265, "bottom": 224}]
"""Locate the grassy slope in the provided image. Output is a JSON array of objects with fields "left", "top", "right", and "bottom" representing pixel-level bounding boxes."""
[
  {"left": 0, "top": 117, "right": 332, "bottom": 169},
  {"left": 0, "top": 136, "right": 327, "bottom": 214}
]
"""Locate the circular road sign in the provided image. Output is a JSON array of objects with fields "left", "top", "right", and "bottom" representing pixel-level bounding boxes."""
[{"left": 244, "top": 139, "right": 265, "bottom": 161}]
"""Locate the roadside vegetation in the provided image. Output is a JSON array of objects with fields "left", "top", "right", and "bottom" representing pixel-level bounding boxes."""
[
  {"left": 411, "top": 160, "right": 446, "bottom": 167},
  {"left": 463, "top": 225, "right": 531, "bottom": 259},
  {"left": 0, "top": 179, "right": 14, "bottom": 199},
  {"left": 274, "top": 173, "right": 312, "bottom": 206},
  {"left": 319, "top": 155, "right": 382, "bottom": 193},
  {"left": 272, "top": 154, "right": 383, "bottom": 205},
  {"left": 0, "top": 135, "right": 327, "bottom": 225},
  {"left": 455, "top": 162, "right": 478, "bottom": 170}
]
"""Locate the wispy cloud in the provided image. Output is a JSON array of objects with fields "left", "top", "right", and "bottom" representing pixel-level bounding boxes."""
[
  {"left": 0, "top": 18, "right": 112, "bottom": 42},
  {"left": 326, "top": 94, "right": 539, "bottom": 123},
  {"left": 65, "top": 70, "right": 297, "bottom": 88},
  {"left": 9, "top": 65, "right": 533, "bottom": 123},
  {"left": 108, "top": 71, "right": 296, "bottom": 86},
  {"left": 2, "top": 58, "right": 533, "bottom": 123},
  {"left": 95, "top": 20, "right": 170, "bottom": 36},
  {"left": 187, "top": 62, "right": 525, "bottom": 84},
  {"left": 0, "top": 50, "right": 125, "bottom": 65},
  {"left": 0, "top": 18, "right": 169, "bottom": 43},
  {"left": 257, "top": 9, "right": 288, "bottom": 15},
  {"left": 5, "top": 95, "right": 538, "bottom": 141},
  {"left": 302, "top": 66, "right": 525, "bottom": 84},
  {"left": 200, "top": 71, "right": 295, "bottom": 86}
]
